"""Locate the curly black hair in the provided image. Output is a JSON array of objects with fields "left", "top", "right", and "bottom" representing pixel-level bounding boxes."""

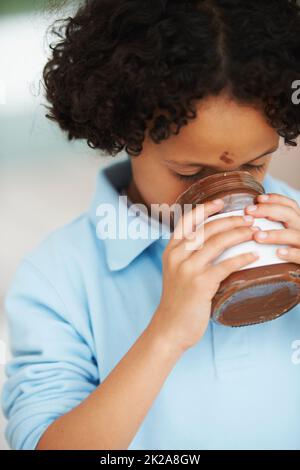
[{"left": 43, "top": 0, "right": 300, "bottom": 157}]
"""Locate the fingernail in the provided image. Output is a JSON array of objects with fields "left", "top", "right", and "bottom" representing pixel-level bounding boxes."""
[
  {"left": 259, "top": 194, "right": 269, "bottom": 202},
  {"left": 247, "top": 205, "right": 257, "bottom": 212},
  {"left": 278, "top": 248, "right": 289, "bottom": 256},
  {"left": 244, "top": 215, "right": 254, "bottom": 222},
  {"left": 256, "top": 231, "right": 268, "bottom": 239},
  {"left": 252, "top": 251, "right": 260, "bottom": 258},
  {"left": 250, "top": 226, "right": 260, "bottom": 231}
]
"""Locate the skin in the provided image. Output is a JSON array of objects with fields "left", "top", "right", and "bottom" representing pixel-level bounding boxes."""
[
  {"left": 37, "top": 93, "right": 300, "bottom": 450},
  {"left": 126, "top": 93, "right": 280, "bottom": 208}
]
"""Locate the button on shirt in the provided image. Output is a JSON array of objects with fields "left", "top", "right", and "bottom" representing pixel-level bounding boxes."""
[{"left": 2, "top": 157, "right": 300, "bottom": 450}]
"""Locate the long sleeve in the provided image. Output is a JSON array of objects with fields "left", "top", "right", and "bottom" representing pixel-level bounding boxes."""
[{"left": 1, "top": 258, "right": 99, "bottom": 450}]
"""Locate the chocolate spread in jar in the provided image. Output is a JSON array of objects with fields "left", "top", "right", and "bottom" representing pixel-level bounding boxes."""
[{"left": 173, "top": 171, "right": 300, "bottom": 327}]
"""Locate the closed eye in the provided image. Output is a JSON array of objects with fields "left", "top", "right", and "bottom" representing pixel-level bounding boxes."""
[{"left": 175, "top": 163, "right": 266, "bottom": 181}]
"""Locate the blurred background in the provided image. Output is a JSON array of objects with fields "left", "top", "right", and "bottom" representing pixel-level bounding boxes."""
[
  {"left": 0, "top": 0, "right": 299, "bottom": 450},
  {"left": 0, "top": 0, "right": 125, "bottom": 450}
]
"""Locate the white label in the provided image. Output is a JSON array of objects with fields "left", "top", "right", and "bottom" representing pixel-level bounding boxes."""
[{"left": 204, "top": 209, "right": 288, "bottom": 271}]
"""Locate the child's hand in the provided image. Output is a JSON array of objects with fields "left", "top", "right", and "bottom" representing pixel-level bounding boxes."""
[
  {"left": 245, "top": 193, "right": 300, "bottom": 264},
  {"left": 150, "top": 199, "right": 259, "bottom": 353}
]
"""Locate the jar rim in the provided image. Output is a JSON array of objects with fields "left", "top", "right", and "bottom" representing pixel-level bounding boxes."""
[{"left": 175, "top": 170, "right": 265, "bottom": 206}]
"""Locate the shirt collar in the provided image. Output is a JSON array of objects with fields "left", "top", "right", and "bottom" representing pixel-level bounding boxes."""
[{"left": 89, "top": 157, "right": 170, "bottom": 271}]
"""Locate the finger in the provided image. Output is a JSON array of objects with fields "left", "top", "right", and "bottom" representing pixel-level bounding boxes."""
[
  {"left": 204, "top": 251, "right": 260, "bottom": 293},
  {"left": 257, "top": 193, "right": 300, "bottom": 215},
  {"left": 165, "top": 216, "right": 259, "bottom": 263},
  {"left": 188, "top": 226, "right": 255, "bottom": 271},
  {"left": 276, "top": 247, "right": 300, "bottom": 264},
  {"left": 170, "top": 198, "right": 224, "bottom": 246},
  {"left": 253, "top": 228, "right": 300, "bottom": 247},
  {"left": 245, "top": 202, "right": 300, "bottom": 230},
  {"left": 167, "top": 214, "right": 258, "bottom": 266},
  {"left": 203, "top": 214, "right": 257, "bottom": 241},
  {"left": 178, "top": 214, "right": 258, "bottom": 255}
]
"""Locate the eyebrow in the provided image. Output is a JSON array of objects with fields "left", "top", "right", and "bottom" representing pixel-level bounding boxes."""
[{"left": 164, "top": 146, "right": 279, "bottom": 168}]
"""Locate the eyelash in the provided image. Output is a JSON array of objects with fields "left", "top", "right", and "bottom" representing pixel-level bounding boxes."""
[{"left": 176, "top": 163, "right": 266, "bottom": 181}]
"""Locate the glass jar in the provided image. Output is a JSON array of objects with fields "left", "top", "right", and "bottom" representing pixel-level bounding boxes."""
[{"left": 173, "top": 171, "right": 300, "bottom": 327}]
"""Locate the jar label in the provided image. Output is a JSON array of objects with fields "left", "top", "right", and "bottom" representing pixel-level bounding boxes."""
[{"left": 203, "top": 209, "right": 288, "bottom": 271}]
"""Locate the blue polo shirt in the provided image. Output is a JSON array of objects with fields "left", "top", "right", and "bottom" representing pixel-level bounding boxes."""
[{"left": 2, "top": 157, "right": 300, "bottom": 450}]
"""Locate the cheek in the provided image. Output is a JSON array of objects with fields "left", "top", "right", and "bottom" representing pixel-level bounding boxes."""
[
  {"left": 252, "top": 162, "right": 270, "bottom": 184},
  {"left": 134, "top": 165, "right": 184, "bottom": 205},
  {"left": 241, "top": 157, "right": 271, "bottom": 184},
  {"left": 255, "top": 173, "right": 266, "bottom": 184},
  {"left": 155, "top": 177, "right": 191, "bottom": 205}
]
